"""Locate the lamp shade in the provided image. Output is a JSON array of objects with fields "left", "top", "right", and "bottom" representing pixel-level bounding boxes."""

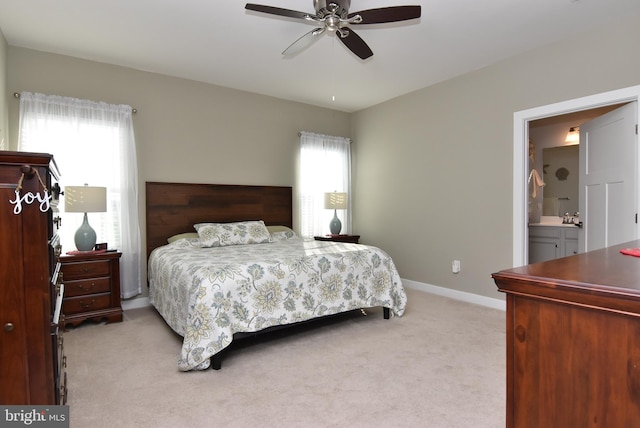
[
  {"left": 324, "top": 192, "right": 347, "bottom": 210},
  {"left": 565, "top": 127, "right": 580, "bottom": 144},
  {"left": 65, "top": 185, "right": 107, "bottom": 213}
]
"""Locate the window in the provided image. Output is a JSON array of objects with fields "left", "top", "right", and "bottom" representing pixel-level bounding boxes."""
[
  {"left": 299, "top": 131, "right": 351, "bottom": 237},
  {"left": 17, "top": 92, "right": 142, "bottom": 298}
]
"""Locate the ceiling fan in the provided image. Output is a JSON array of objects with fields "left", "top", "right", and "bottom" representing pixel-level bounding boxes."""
[{"left": 245, "top": 0, "right": 421, "bottom": 60}]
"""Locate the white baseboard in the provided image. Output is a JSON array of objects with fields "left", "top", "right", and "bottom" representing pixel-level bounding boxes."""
[
  {"left": 121, "top": 281, "right": 506, "bottom": 312},
  {"left": 402, "top": 278, "right": 506, "bottom": 311},
  {"left": 122, "top": 296, "right": 150, "bottom": 311}
]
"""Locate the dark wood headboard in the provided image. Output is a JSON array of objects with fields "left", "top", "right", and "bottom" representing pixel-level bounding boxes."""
[{"left": 145, "top": 182, "right": 293, "bottom": 259}]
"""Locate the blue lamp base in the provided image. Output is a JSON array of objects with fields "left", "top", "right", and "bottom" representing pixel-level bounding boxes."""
[
  {"left": 329, "top": 209, "right": 342, "bottom": 235},
  {"left": 74, "top": 212, "right": 97, "bottom": 251}
]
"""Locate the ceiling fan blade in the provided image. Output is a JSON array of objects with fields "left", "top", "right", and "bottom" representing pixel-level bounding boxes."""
[
  {"left": 349, "top": 6, "right": 421, "bottom": 24},
  {"left": 282, "top": 27, "right": 326, "bottom": 56},
  {"left": 245, "top": 3, "right": 314, "bottom": 20},
  {"left": 337, "top": 29, "right": 373, "bottom": 60}
]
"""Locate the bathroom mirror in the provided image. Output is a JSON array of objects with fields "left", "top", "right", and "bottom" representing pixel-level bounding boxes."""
[{"left": 542, "top": 145, "right": 579, "bottom": 217}]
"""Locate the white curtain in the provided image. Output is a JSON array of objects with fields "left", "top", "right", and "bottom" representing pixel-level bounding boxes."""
[
  {"left": 18, "top": 92, "right": 142, "bottom": 298},
  {"left": 299, "top": 131, "right": 351, "bottom": 237}
]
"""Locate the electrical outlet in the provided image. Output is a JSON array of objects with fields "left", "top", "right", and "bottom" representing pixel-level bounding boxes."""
[{"left": 452, "top": 260, "right": 461, "bottom": 274}]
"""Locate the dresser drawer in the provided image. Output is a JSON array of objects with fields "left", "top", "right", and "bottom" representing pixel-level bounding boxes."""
[
  {"left": 62, "top": 260, "right": 110, "bottom": 280},
  {"left": 64, "top": 277, "right": 111, "bottom": 297},
  {"left": 56, "top": 334, "right": 66, "bottom": 377},
  {"left": 54, "top": 333, "right": 67, "bottom": 405},
  {"left": 63, "top": 294, "right": 112, "bottom": 315},
  {"left": 59, "top": 372, "right": 68, "bottom": 405}
]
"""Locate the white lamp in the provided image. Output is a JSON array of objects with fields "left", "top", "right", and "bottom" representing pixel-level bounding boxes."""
[
  {"left": 65, "top": 184, "right": 107, "bottom": 251},
  {"left": 324, "top": 192, "right": 347, "bottom": 235}
]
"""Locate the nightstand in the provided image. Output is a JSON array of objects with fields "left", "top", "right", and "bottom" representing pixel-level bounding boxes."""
[
  {"left": 58, "top": 251, "right": 123, "bottom": 328},
  {"left": 314, "top": 234, "right": 360, "bottom": 244}
]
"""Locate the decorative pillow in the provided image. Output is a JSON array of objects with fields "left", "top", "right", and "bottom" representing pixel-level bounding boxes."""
[
  {"left": 267, "top": 225, "right": 297, "bottom": 241},
  {"left": 194, "top": 220, "right": 271, "bottom": 248},
  {"left": 270, "top": 231, "right": 298, "bottom": 241},
  {"left": 167, "top": 232, "right": 199, "bottom": 244}
]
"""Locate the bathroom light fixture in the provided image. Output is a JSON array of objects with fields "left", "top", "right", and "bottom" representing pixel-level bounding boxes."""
[
  {"left": 65, "top": 184, "right": 107, "bottom": 251},
  {"left": 324, "top": 191, "right": 347, "bottom": 235},
  {"left": 565, "top": 126, "right": 580, "bottom": 143}
]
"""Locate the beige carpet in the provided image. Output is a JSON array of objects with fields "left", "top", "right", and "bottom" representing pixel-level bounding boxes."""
[{"left": 64, "top": 288, "right": 506, "bottom": 428}]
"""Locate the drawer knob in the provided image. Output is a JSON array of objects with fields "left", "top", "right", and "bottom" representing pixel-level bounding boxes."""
[
  {"left": 79, "top": 282, "right": 95, "bottom": 291},
  {"left": 81, "top": 299, "right": 96, "bottom": 309},
  {"left": 4, "top": 323, "right": 14, "bottom": 332}
]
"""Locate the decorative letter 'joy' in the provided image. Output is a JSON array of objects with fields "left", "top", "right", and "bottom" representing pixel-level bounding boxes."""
[{"left": 9, "top": 190, "right": 52, "bottom": 215}]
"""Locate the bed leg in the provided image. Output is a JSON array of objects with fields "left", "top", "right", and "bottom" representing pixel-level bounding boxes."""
[
  {"left": 211, "top": 354, "right": 222, "bottom": 370},
  {"left": 383, "top": 307, "right": 390, "bottom": 319}
]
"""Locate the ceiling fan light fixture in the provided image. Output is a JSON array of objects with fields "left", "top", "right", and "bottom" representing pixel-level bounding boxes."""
[
  {"left": 326, "top": 15, "right": 340, "bottom": 31},
  {"left": 245, "top": 1, "right": 421, "bottom": 59}
]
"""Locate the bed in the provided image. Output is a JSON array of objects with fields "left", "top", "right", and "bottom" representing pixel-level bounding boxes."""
[{"left": 146, "top": 182, "right": 407, "bottom": 371}]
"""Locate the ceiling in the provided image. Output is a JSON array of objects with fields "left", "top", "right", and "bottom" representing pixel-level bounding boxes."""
[{"left": 1, "top": 0, "right": 639, "bottom": 113}]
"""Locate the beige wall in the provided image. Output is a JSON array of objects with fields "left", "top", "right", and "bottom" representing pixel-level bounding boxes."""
[
  {"left": 0, "top": 29, "right": 7, "bottom": 149},
  {"left": 6, "top": 47, "right": 351, "bottom": 298},
  {"left": 351, "top": 12, "right": 640, "bottom": 300},
  {"left": 4, "top": 11, "right": 640, "bottom": 303}
]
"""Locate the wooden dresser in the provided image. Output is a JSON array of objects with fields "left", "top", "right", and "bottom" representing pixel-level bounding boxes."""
[
  {"left": 59, "top": 251, "right": 122, "bottom": 327},
  {"left": 492, "top": 240, "right": 640, "bottom": 428},
  {"left": 0, "top": 151, "right": 67, "bottom": 404}
]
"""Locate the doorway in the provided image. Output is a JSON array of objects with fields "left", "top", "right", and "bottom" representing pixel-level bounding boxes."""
[{"left": 512, "top": 85, "right": 640, "bottom": 267}]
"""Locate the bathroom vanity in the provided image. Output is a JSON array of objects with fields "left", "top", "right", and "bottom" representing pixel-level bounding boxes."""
[{"left": 528, "top": 223, "right": 578, "bottom": 263}]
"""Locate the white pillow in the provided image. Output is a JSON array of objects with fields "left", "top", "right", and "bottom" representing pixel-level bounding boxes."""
[
  {"left": 268, "top": 226, "right": 297, "bottom": 241},
  {"left": 194, "top": 221, "right": 271, "bottom": 248},
  {"left": 167, "top": 232, "right": 199, "bottom": 243}
]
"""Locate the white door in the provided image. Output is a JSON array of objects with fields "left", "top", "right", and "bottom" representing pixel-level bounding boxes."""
[{"left": 579, "top": 102, "right": 638, "bottom": 252}]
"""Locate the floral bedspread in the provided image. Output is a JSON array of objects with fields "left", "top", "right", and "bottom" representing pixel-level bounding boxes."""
[{"left": 148, "top": 237, "right": 407, "bottom": 371}]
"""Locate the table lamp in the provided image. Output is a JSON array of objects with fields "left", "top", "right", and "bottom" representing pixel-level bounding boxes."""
[
  {"left": 65, "top": 184, "right": 107, "bottom": 251},
  {"left": 324, "top": 192, "right": 347, "bottom": 235}
]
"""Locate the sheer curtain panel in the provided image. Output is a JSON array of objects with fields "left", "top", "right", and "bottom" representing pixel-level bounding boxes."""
[
  {"left": 18, "top": 92, "right": 143, "bottom": 298},
  {"left": 299, "top": 131, "right": 351, "bottom": 237}
]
